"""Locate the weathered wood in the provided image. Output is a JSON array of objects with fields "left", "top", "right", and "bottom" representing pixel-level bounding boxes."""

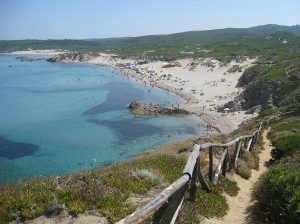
[
  {"left": 198, "top": 112, "right": 292, "bottom": 151},
  {"left": 222, "top": 151, "right": 230, "bottom": 176},
  {"left": 189, "top": 157, "right": 200, "bottom": 202},
  {"left": 183, "top": 144, "right": 200, "bottom": 178},
  {"left": 244, "top": 137, "right": 249, "bottom": 149},
  {"left": 117, "top": 111, "right": 294, "bottom": 224},
  {"left": 152, "top": 183, "right": 188, "bottom": 224},
  {"left": 198, "top": 152, "right": 211, "bottom": 192},
  {"left": 254, "top": 131, "right": 259, "bottom": 143},
  {"left": 246, "top": 137, "right": 253, "bottom": 151},
  {"left": 214, "top": 147, "right": 228, "bottom": 183},
  {"left": 250, "top": 136, "right": 256, "bottom": 150},
  {"left": 200, "top": 135, "right": 252, "bottom": 150},
  {"left": 233, "top": 140, "right": 242, "bottom": 168},
  {"left": 209, "top": 146, "right": 214, "bottom": 182},
  {"left": 116, "top": 174, "right": 190, "bottom": 224},
  {"left": 170, "top": 198, "right": 184, "bottom": 224}
]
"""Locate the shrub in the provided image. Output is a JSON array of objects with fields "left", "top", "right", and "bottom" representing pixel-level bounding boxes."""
[
  {"left": 253, "top": 167, "right": 300, "bottom": 223},
  {"left": 129, "top": 169, "right": 164, "bottom": 187},
  {"left": 241, "top": 151, "right": 259, "bottom": 170},
  {"left": 272, "top": 135, "right": 300, "bottom": 160},
  {"left": 235, "top": 159, "right": 252, "bottom": 179}
]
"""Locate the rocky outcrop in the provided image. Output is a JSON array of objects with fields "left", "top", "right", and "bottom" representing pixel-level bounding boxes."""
[
  {"left": 245, "top": 105, "right": 262, "bottom": 114},
  {"left": 128, "top": 101, "right": 190, "bottom": 117},
  {"left": 236, "top": 65, "right": 268, "bottom": 87},
  {"left": 47, "top": 52, "right": 94, "bottom": 63},
  {"left": 219, "top": 80, "right": 299, "bottom": 112},
  {"left": 218, "top": 61, "right": 300, "bottom": 112}
]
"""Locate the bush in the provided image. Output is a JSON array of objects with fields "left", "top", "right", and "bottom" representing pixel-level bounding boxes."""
[
  {"left": 129, "top": 169, "right": 164, "bottom": 187},
  {"left": 235, "top": 159, "right": 251, "bottom": 179},
  {"left": 272, "top": 135, "right": 300, "bottom": 160},
  {"left": 253, "top": 167, "right": 300, "bottom": 223},
  {"left": 241, "top": 151, "right": 259, "bottom": 170}
]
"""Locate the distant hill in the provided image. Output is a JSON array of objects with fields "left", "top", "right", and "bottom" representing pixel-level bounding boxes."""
[{"left": 1, "top": 24, "right": 300, "bottom": 60}]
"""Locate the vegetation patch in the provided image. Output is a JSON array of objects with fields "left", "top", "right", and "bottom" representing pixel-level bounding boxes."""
[
  {"left": 241, "top": 151, "right": 259, "bottom": 170},
  {"left": 249, "top": 105, "right": 300, "bottom": 223},
  {"left": 235, "top": 159, "right": 252, "bottom": 179},
  {"left": 252, "top": 167, "right": 300, "bottom": 223},
  {"left": 272, "top": 135, "right": 300, "bottom": 161},
  {"left": 0, "top": 154, "right": 186, "bottom": 223},
  {"left": 178, "top": 177, "right": 239, "bottom": 223}
]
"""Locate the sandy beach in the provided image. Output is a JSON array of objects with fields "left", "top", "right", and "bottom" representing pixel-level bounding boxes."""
[
  {"left": 10, "top": 49, "right": 68, "bottom": 56},
  {"left": 87, "top": 53, "right": 257, "bottom": 133},
  {"left": 12, "top": 50, "right": 257, "bottom": 133}
]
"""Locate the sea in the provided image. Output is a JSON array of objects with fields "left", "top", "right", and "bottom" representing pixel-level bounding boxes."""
[{"left": 0, "top": 55, "right": 205, "bottom": 184}]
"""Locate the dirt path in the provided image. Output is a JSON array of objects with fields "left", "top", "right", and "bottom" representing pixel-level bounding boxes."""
[{"left": 202, "top": 127, "right": 273, "bottom": 224}]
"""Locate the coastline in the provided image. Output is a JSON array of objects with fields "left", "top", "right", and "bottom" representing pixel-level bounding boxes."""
[{"left": 9, "top": 50, "right": 256, "bottom": 133}]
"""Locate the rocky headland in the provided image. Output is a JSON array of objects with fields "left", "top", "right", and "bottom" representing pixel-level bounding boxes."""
[{"left": 47, "top": 52, "right": 94, "bottom": 63}]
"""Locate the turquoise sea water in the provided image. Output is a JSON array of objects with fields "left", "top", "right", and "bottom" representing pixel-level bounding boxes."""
[{"left": 0, "top": 55, "right": 205, "bottom": 183}]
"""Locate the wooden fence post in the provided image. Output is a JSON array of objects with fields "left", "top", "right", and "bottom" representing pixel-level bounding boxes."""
[
  {"left": 250, "top": 136, "right": 255, "bottom": 151},
  {"left": 198, "top": 152, "right": 211, "bottom": 192},
  {"left": 152, "top": 183, "right": 189, "bottom": 224},
  {"left": 189, "top": 157, "right": 200, "bottom": 202},
  {"left": 222, "top": 148, "right": 230, "bottom": 176},
  {"left": 214, "top": 147, "right": 228, "bottom": 183},
  {"left": 246, "top": 137, "right": 253, "bottom": 151},
  {"left": 244, "top": 137, "right": 248, "bottom": 148},
  {"left": 233, "top": 140, "right": 242, "bottom": 168},
  {"left": 209, "top": 146, "right": 214, "bottom": 182}
]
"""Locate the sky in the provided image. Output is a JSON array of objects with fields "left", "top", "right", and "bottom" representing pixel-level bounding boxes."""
[{"left": 0, "top": 0, "right": 299, "bottom": 40}]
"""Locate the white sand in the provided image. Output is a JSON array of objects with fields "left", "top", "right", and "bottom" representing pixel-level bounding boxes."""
[
  {"left": 88, "top": 54, "right": 257, "bottom": 133},
  {"left": 11, "top": 50, "right": 258, "bottom": 133},
  {"left": 11, "top": 49, "right": 68, "bottom": 56}
]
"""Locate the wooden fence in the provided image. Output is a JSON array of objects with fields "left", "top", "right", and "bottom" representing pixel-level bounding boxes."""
[{"left": 116, "top": 112, "right": 293, "bottom": 224}]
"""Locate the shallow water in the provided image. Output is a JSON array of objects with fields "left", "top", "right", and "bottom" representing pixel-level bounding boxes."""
[{"left": 0, "top": 55, "right": 205, "bottom": 183}]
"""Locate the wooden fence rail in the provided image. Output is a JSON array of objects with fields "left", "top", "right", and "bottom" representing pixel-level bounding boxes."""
[{"left": 116, "top": 111, "right": 294, "bottom": 224}]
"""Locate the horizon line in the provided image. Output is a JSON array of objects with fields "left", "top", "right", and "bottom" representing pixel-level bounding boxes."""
[{"left": 1, "top": 23, "right": 299, "bottom": 41}]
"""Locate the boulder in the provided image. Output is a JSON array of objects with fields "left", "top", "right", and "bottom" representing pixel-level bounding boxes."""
[{"left": 245, "top": 105, "right": 262, "bottom": 114}]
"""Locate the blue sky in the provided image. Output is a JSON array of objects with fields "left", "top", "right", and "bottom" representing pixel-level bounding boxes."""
[{"left": 0, "top": 0, "right": 299, "bottom": 40}]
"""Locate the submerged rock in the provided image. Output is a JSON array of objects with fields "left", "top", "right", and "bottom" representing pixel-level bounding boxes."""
[{"left": 128, "top": 101, "right": 189, "bottom": 117}]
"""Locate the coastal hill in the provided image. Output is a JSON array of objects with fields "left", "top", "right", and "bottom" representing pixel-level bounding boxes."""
[
  {"left": 0, "top": 24, "right": 299, "bottom": 223},
  {"left": 1, "top": 24, "right": 300, "bottom": 113},
  {"left": 1, "top": 24, "right": 300, "bottom": 58}
]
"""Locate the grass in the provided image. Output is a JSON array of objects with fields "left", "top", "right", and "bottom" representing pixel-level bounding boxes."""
[
  {"left": 241, "top": 151, "right": 259, "bottom": 170},
  {"left": 250, "top": 105, "right": 300, "bottom": 223},
  {"left": 0, "top": 154, "right": 186, "bottom": 223},
  {"left": 252, "top": 167, "right": 300, "bottom": 223},
  {"left": 178, "top": 177, "right": 239, "bottom": 223},
  {"left": 272, "top": 135, "right": 300, "bottom": 160},
  {"left": 267, "top": 116, "right": 300, "bottom": 161},
  {"left": 235, "top": 159, "right": 252, "bottom": 179},
  {"left": 0, "top": 143, "right": 241, "bottom": 224}
]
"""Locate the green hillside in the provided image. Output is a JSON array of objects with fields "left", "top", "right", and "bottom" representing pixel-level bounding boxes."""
[{"left": 1, "top": 24, "right": 300, "bottom": 60}]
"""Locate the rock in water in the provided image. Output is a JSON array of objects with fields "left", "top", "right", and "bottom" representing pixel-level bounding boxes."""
[{"left": 128, "top": 101, "right": 189, "bottom": 117}]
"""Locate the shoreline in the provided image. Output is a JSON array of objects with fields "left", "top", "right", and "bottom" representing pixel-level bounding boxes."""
[
  {"left": 56, "top": 52, "right": 257, "bottom": 133},
  {"left": 8, "top": 50, "right": 256, "bottom": 134}
]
